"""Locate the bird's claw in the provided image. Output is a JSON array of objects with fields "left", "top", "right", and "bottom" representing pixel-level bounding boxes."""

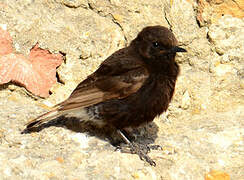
[
  {"left": 116, "top": 142, "right": 162, "bottom": 166},
  {"left": 148, "top": 144, "right": 162, "bottom": 150}
]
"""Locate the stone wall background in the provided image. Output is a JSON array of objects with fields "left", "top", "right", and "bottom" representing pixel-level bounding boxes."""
[{"left": 0, "top": 0, "right": 243, "bottom": 179}]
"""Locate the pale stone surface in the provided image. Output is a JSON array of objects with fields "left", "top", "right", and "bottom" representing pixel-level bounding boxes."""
[
  {"left": 208, "top": 16, "right": 244, "bottom": 56},
  {"left": 196, "top": 0, "right": 244, "bottom": 26},
  {"left": 0, "top": 0, "right": 243, "bottom": 179}
]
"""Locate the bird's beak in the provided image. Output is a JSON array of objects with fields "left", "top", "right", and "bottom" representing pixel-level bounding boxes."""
[{"left": 170, "top": 46, "right": 187, "bottom": 53}]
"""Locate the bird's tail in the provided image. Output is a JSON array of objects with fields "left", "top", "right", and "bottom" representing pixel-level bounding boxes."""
[{"left": 25, "top": 106, "right": 65, "bottom": 130}]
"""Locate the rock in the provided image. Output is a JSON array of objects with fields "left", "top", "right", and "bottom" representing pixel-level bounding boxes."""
[
  {"left": 180, "top": 90, "right": 191, "bottom": 109},
  {"left": 208, "top": 15, "right": 244, "bottom": 56},
  {"left": 86, "top": 0, "right": 169, "bottom": 42},
  {"left": 165, "top": 0, "right": 199, "bottom": 45},
  {"left": 205, "top": 170, "right": 230, "bottom": 180},
  {"left": 196, "top": 0, "right": 244, "bottom": 26},
  {"left": 0, "top": 0, "right": 243, "bottom": 180},
  {"left": 210, "top": 64, "right": 233, "bottom": 76},
  {"left": 132, "top": 167, "right": 157, "bottom": 180},
  {"left": 60, "top": 0, "right": 88, "bottom": 8},
  {"left": 207, "top": 15, "right": 244, "bottom": 111}
]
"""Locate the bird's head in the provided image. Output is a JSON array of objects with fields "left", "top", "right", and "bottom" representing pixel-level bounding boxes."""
[{"left": 132, "top": 26, "right": 187, "bottom": 60}]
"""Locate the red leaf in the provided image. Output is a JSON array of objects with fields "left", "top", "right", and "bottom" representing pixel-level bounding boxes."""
[
  {"left": 0, "top": 27, "right": 63, "bottom": 97},
  {"left": 0, "top": 27, "right": 12, "bottom": 55},
  {"left": 29, "top": 44, "right": 63, "bottom": 88}
]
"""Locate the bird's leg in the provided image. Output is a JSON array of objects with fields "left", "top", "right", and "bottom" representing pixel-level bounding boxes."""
[
  {"left": 115, "top": 129, "right": 157, "bottom": 166},
  {"left": 117, "top": 129, "right": 131, "bottom": 144},
  {"left": 117, "top": 129, "right": 162, "bottom": 150}
]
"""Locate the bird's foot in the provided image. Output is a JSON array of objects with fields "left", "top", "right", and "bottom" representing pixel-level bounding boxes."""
[{"left": 116, "top": 142, "right": 162, "bottom": 166}]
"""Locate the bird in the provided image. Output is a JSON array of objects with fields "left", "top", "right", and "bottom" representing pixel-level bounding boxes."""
[{"left": 24, "top": 25, "right": 186, "bottom": 165}]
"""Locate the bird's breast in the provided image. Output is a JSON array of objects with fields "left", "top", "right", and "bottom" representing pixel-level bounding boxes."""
[
  {"left": 118, "top": 74, "right": 177, "bottom": 127},
  {"left": 141, "top": 75, "right": 176, "bottom": 114}
]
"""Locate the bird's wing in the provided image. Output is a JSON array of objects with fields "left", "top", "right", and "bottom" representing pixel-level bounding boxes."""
[{"left": 57, "top": 51, "right": 149, "bottom": 111}]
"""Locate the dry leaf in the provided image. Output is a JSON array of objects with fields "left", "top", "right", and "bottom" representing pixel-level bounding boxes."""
[
  {"left": 0, "top": 26, "right": 63, "bottom": 97},
  {"left": 0, "top": 26, "right": 12, "bottom": 55}
]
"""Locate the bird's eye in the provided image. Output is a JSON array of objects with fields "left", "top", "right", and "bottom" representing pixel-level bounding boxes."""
[{"left": 153, "top": 42, "right": 159, "bottom": 48}]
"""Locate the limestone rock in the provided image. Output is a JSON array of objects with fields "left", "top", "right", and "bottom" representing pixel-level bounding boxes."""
[
  {"left": 196, "top": 0, "right": 244, "bottom": 26},
  {"left": 0, "top": 1, "right": 243, "bottom": 179},
  {"left": 208, "top": 16, "right": 244, "bottom": 56}
]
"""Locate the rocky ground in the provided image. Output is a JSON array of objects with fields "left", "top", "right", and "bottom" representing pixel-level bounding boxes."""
[{"left": 0, "top": 0, "right": 243, "bottom": 179}]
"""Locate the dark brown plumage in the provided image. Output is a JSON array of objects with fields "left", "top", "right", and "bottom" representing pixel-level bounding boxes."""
[
  {"left": 26, "top": 25, "right": 186, "bottom": 130},
  {"left": 25, "top": 26, "right": 186, "bottom": 164}
]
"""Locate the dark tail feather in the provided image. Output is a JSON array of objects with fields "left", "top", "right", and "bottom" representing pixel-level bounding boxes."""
[{"left": 25, "top": 108, "right": 64, "bottom": 130}]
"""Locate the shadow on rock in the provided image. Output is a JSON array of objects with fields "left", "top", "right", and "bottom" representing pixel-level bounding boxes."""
[{"left": 22, "top": 115, "right": 159, "bottom": 147}]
